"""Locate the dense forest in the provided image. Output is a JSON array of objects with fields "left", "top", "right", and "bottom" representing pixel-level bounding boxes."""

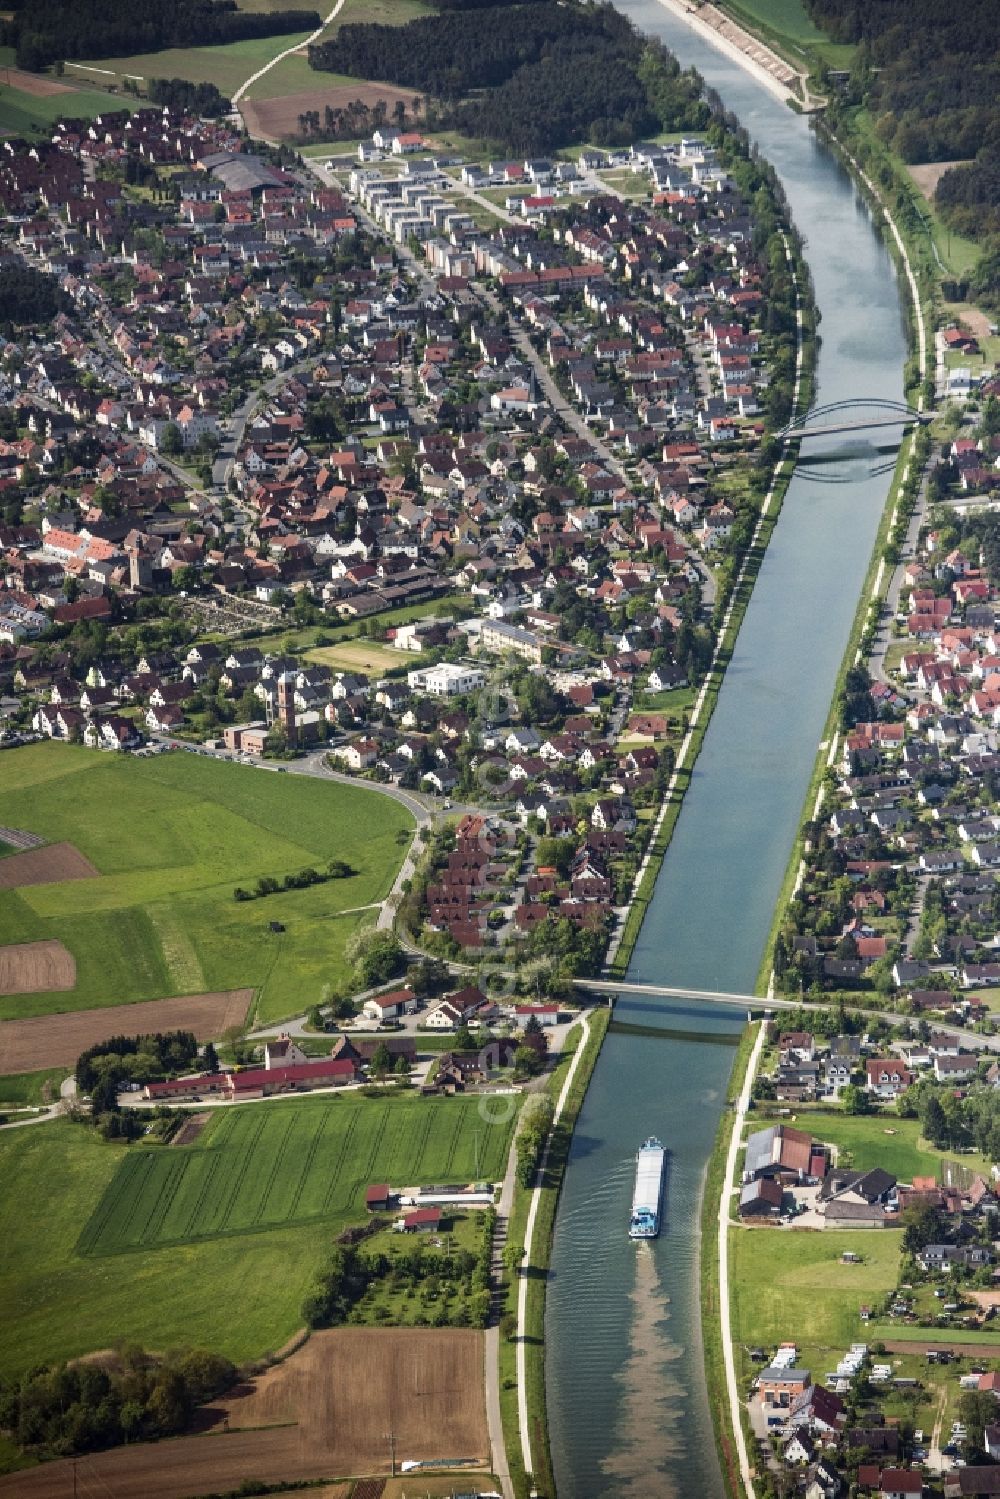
[
  {"left": 75, "top": 1029, "right": 200, "bottom": 1097},
  {"left": 0, "top": 1348, "right": 235, "bottom": 1458},
  {"left": 146, "top": 78, "right": 231, "bottom": 118},
  {"left": 310, "top": 0, "right": 709, "bottom": 153},
  {"left": 0, "top": 266, "right": 70, "bottom": 329},
  {"left": 2, "top": 0, "right": 320, "bottom": 71},
  {"left": 806, "top": 0, "right": 1000, "bottom": 261}
]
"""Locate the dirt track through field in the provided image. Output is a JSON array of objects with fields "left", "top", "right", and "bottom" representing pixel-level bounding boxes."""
[
  {"left": 0, "top": 842, "right": 98, "bottom": 889},
  {"left": 0, "top": 989, "right": 253, "bottom": 1073},
  {"left": 243, "top": 82, "right": 416, "bottom": 141},
  {"left": 0, "top": 940, "right": 75, "bottom": 995},
  {"left": 0, "top": 1329, "right": 489, "bottom": 1498}
]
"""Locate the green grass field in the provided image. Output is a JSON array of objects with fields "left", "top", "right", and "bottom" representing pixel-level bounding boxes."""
[
  {"left": 801, "top": 1111, "right": 988, "bottom": 1181},
  {"left": 719, "top": 0, "right": 854, "bottom": 71},
  {"left": 72, "top": 0, "right": 431, "bottom": 109},
  {"left": 0, "top": 1068, "right": 65, "bottom": 1107},
  {"left": 723, "top": 0, "right": 827, "bottom": 45},
  {"left": 75, "top": 33, "right": 313, "bottom": 98},
  {"left": 78, "top": 1093, "right": 511, "bottom": 1255},
  {"left": 730, "top": 1226, "right": 900, "bottom": 1371},
  {"left": 0, "top": 81, "right": 127, "bottom": 137},
  {"left": 844, "top": 106, "right": 983, "bottom": 282},
  {"left": 0, "top": 743, "right": 410, "bottom": 1024},
  {"left": 243, "top": 0, "right": 432, "bottom": 99},
  {"left": 1, "top": 1094, "right": 512, "bottom": 1375}
]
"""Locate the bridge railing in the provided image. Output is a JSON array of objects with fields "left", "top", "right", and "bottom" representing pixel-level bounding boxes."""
[{"left": 778, "top": 397, "right": 923, "bottom": 441}]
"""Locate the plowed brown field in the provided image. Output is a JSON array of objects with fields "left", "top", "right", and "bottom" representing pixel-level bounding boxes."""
[
  {"left": 0, "top": 988, "right": 252, "bottom": 1073},
  {"left": 243, "top": 83, "right": 415, "bottom": 141},
  {"left": 0, "top": 941, "right": 75, "bottom": 995},
  {"left": 0, "top": 842, "right": 98, "bottom": 889},
  {"left": 0, "top": 1329, "right": 489, "bottom": 1499},
  {"left": 5, "top": 69, "right": 75, "bottom": 96}
]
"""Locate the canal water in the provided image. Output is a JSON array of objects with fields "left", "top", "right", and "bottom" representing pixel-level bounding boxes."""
[{"left": 545, "top": 6, "right": 910, "bottom": 1495}]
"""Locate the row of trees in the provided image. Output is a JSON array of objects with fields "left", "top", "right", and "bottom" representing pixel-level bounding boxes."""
[
  {"left": 516, "top": 1093, "right": 554, "bottom": 1187},
  {"left": 292, "top": 96, "right": 418, "bottom": 145},
  {"left": 0, "top": 1347, "right": 235, "bottom": 1458},
  {"left": 233, "top": 858, "right": 356, "bottom": 902},
  {"left": 5, "top": 0, "right": 320, "bottom": 71},
  {"left": 912, "top": 1077, "right": 1000, "bottom": 1163},
  {"left": 146, "top": 77, "right": 230, "bottom": 118}
]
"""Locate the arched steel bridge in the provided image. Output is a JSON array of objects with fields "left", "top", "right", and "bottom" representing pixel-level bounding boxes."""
[{"left": 779, "top": 397, "right": 930, "bottom": 441}]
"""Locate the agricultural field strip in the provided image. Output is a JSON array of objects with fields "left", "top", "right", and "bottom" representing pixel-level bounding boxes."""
[
  {"left": 77, "top": 1099, "right": 511, "bottom": 1255},
  {"left": 0, "top": 745, "right": 410, "bottom": 1019}
]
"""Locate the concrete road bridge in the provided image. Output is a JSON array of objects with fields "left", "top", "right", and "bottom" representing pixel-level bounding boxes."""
[{"left": 572, "top": 978, "right": 1000, "bottom": 1054}]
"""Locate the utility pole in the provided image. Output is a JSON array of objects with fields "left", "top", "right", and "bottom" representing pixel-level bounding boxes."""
[{"left": 384, "top": 1428, "right": 396, "bottom": 1477}]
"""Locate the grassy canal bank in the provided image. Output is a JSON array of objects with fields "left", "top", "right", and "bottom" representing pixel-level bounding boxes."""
[
  {"left": 700, "top": 1021, "right": 761, "bottom": 1499},
  {"left": 498, "top": 1007, "right": 610, "bottom": 1499}
]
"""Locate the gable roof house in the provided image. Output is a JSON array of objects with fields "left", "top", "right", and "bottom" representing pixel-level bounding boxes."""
[
  {"left": 744, "top": 1124, "right": 826, "bottom": 1184},
  {"left": 865, "top": 1059, "right": 913, "bottom": 1099}
]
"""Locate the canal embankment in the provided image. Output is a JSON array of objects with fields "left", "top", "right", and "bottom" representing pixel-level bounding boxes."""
[
  {"left": 654, "top": 0, "right": 803, "bottom": 106},
  {"left": 548, "top": 0, "right": 913, "bottom": 1490},
  {"left": 699, "top": 1020, "right": 763, "bottom": 1498},
  {"left": 499, "top": 1008, "right": 610, "bottom": 1499}
]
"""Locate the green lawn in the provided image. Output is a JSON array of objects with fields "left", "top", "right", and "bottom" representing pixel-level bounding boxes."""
[
  {"left": 730, "top": 1225, "right": 900, "bottom": 1372},
  {"left": 722, "top": 0, "right": 827, "bottom": 45},
  {"left": 354, "top": 1210, "right": 485, "bottom": 1326},
  {"left": 631, "top": 684, "right": 697, "bottom": 717},
  {"left": 243, "top": 47, "right": 322, "bottom": 100},
  {"left": 76, "top": 34, "right": 313, "bottom": 97},
  {"left": 249, "top": 593, "right": 469, "bottom": 656},
  {"left": 719, "top": 0, "right": 854, "bottom": 70},
  {"left": 801, "top": 1110, "right": 988, "bottom": 1182},
  {"left": 911, "top": 188, "right": 983, "bottom": 281},
  {"left": 0, "top": 83, "right": 126, "bottom": 137},
  {"left": 74, "top": 0, "right": 432, "bottom": 107},
  {"left": 1, "top": 1094, "right": 512, "bottom": 1375},
  {"left": 845, "top": 106, "right": 983, "bottom": 282},
  {"left": 0, "top": 1068, "right": 66, "bottom": 1108},
  {"left": 0, "top": 743, "right": 410, "bottom": 1024}
]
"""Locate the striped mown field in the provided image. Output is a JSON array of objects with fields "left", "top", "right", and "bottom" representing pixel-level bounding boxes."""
[{"left": 77, "top": 1094, "right": 513, "bottom": 1254}]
